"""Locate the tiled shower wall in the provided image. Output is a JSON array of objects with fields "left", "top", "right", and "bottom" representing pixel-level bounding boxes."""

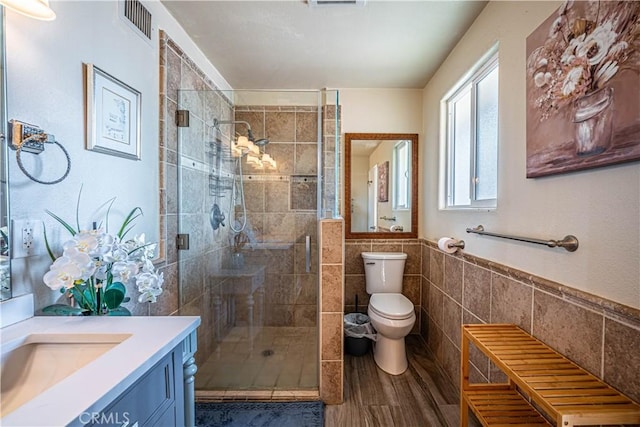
[
  {"left": 344, "top": 238, "right": 640, "bottom": 402},
  {"left": 234, "top": 105, "right": 319, "bottom": 327}
]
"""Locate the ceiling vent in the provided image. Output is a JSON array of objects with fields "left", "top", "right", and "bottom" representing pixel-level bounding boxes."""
[
  {"left": 120, "top": 0, "right": 153, "bottom": 42},
  {"left": 308, "top": 0, "right": 366, "bottom": 6}
]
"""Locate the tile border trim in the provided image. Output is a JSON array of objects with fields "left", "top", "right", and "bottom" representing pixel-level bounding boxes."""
[{"left": 421, "top": 239, "right": 640, "bottom": 328}]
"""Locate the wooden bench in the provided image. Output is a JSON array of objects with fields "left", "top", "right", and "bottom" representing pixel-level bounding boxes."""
[{"left": 460, "top": 324, "right": 640, "bottom": 426}]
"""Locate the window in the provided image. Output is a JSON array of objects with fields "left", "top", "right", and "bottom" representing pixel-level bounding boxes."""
[
  {"left": 393, "top": 140, "right": 411, "bottom": 210},
  {"left": 443, "top": 48, "right": 499, "bottom": 209}
]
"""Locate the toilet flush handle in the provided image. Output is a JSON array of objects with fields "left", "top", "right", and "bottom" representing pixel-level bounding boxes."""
[{"left": 365, "top": 262, "right": 375, "bottom": 265}]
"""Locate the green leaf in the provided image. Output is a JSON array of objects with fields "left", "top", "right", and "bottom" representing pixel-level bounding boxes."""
[
  {"left": 105, "top": 281, "right": 126, "bottom": 293},
  {"left": 45, "top": 209, "right": 77, "bottom": 236},
  {"left": 42, "top": 304, "right": 86, "bottom": 316},
  {"left": 68, "top": 286, "right": 88, "bottom": 309},
  {"left": 121, "top": 225, "right": 136, "bottom": 240},
  {"left": 127, "top": 242, "right": 154, "bottom": 257},
  {"left": 117, "top": 207, "right": 143, "bottom": 239},
  {"left": 104, "top": 285, "right": 126, "bottom": 309},
  {"left": 73, "top": 287, "right": 95, "bottom": 311},
  {"left": 43, "top": 224, "right": 56, "bottom": 262},
  {"left": 75, "top": 184, "right": 83, "bottom": 232},
  {"left": 103, "top": 197, "right": 116, "bottom": 234},
  {"left": 108, "top": 306, "right": 132, "bottom": 316}
]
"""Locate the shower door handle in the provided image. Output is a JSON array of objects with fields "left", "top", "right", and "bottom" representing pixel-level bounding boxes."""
[{"left": 305, "top": 235, "right": 311, "bottom": 273}]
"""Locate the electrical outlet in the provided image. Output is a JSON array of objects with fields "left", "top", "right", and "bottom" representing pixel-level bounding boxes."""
[
  {"left": 22, "top": 224, "right": 34, "bottom": 254},
  {"left": 11, "top": 219, "right": 44, "bottom": 259}
]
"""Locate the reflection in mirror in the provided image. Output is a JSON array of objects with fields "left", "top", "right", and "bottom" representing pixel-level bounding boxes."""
[
  {"left": 0, "top": 7, "right": 9, "bottom": 300},
  {"left": 345, "top": 133, "right": 418, "bottom": 239},
  {"left": 0, "top": 154, "right": 8, "bottom": 299}
]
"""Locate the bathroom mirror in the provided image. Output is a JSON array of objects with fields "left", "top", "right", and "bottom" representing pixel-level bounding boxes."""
[
  {"left": 0, "top": 9, "right": 9, "bottom": 301},
  {"left": 0, "top": 140, "right": 8, "bottom": 300},
  {"left": 345, "top": 133, "right": 418, "bottom": 239}
]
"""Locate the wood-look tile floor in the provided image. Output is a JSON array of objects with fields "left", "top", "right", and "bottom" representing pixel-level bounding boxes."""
[{"left": 325, "top": 335, "right": 480, "bottom": 427}]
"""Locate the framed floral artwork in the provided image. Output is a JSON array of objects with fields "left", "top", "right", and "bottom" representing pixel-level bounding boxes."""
[
  {"left": 526, "top": 1, "right": 640, "bottom": 178},
  {"left": 378, "top": 161, "right": 389, "bottom": 202},
  {"left": 84, "top": 63, "right": 142, "bottom": 160}
]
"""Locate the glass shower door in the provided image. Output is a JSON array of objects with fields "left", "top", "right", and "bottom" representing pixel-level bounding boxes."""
[{"left": 176, "top": 89, "right": 322, "bottom": 394}]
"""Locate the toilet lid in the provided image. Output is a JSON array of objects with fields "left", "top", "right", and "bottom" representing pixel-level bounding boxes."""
[{"left": 369, "top": 293, "right": 414, "bottom": 320}]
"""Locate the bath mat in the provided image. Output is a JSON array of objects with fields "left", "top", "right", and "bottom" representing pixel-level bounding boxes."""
[{"left": 195, "top": 401, "right": 324, "bottom": 427}]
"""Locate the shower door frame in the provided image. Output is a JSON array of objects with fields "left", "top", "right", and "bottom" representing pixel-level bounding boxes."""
[{"left": 175, "top": 89, "right": 330, "bottom": 398}]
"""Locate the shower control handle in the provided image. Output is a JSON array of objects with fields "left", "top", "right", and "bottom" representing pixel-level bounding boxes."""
[{"left": 305, "top": 235, "right": 311, "bottom": 273}]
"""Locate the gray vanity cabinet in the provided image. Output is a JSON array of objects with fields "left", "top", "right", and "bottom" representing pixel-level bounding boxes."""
[
  {"left": 86, "top": 345, "right": 184, "bottom": 427},
  {"left": 79, "top": 329, "right": 198, "bottom": 427}
]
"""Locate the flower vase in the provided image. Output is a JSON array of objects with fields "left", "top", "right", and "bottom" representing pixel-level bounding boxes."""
[
  {"left": 573, "top": 87, "right": 614, "bottom": 156},
  {"left": 230, "top": 252, "right": 244, "bottom": 269}
]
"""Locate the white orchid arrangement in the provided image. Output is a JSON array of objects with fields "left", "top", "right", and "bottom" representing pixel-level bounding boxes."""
[
  {"left": 527, "top": 1, "right": 640, "bottom": 120},
  {"left": 42, "top": 192, "right": 163, "bottom": 316}
]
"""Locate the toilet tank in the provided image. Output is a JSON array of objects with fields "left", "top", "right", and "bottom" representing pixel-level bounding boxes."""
[{"left": 361, "top": 252, "right": 407, "bottom": 294}]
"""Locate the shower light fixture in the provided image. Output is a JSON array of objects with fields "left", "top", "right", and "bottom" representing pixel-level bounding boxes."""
[
  {"left": 236, "top": 135, "right": 251, "bottom": 149},
  {"left": 261, "top": 153, "right": 277, "bottom": 169},
  {"left": 246, "top": 154, "right": 262, "bottom": 168},
  {"left": 231, "top": 144, "right": 243, "bottom": 157},
  {"left": 233, "top": 135, "right": 253, "bottom": 156},
  {"left": 0, "top": 0, "right": 56, "bottom": 20}
]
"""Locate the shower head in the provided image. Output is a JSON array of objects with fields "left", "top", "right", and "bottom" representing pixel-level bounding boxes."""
[
  {"left": 215, "top": 118, "right": 269, "bottom": 146},
  {"left": 246, "top": 128, "right": 270, "bottom": 146}
]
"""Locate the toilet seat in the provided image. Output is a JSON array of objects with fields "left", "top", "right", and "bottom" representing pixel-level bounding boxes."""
[{"left": 369, "top": 293, "right": 414, "bottom": 320}]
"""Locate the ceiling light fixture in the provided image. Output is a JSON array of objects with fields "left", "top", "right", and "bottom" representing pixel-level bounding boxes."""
[{"left": 0, "top": 0, "right": 56, "bottom": 21}]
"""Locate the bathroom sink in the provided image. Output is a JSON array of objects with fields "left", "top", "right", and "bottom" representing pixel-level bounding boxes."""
[{"left": 0, "top": 333, "right": 131, "bottom": 416}]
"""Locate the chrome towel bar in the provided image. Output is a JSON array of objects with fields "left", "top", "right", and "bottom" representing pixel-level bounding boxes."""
[{"left": 466, "top": 225, "right": 579, "bottom": 252}]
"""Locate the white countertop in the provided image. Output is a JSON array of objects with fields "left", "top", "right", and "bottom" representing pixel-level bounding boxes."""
[{"left": 0, "top": 315, "right": 200, "bottom": 426}]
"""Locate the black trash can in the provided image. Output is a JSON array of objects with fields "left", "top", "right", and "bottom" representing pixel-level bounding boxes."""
[{"left": 344, "top": 313, "right": 375, "bottom": 356}]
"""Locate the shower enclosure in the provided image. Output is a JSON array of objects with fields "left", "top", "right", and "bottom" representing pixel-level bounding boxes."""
[{"left": 175, "top": 89, "right": 339, "bottom": 396}]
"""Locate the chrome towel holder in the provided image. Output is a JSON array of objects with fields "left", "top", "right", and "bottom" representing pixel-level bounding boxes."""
[{"left": 466, "top": 225, "right": 579, "bottom": 252}]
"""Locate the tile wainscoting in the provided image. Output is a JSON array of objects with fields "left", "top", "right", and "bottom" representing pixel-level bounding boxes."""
[
  {"left": 344, "top": 238, "right": 640, "bottom": 403},
  {"left": 320, "top": 219, "right": 345, "bottom": 404}
]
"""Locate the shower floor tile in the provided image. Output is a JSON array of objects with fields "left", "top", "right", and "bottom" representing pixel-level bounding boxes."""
[{"left": 196, "top": 326, "right": 318, "bottom": 391}]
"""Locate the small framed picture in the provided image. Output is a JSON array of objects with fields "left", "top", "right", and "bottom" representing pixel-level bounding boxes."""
[
  {"left": 378, "top": 160, "right": 389, "bottom": 202},
  {"left": 84, "top": 63, "right": 141, "bottom": 160}
]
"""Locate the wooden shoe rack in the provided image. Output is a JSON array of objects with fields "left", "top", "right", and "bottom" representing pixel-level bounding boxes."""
[{"left": 460, "top": 324, "right": 640, "bottom": 426}]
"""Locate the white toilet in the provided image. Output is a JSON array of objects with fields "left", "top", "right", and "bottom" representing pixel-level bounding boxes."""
[{"left": 362, "top": 252, "right": 416, "bottom": 375}]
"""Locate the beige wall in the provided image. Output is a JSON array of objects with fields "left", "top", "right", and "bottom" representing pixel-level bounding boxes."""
[
  {"left": 339, "top": 88, "right": 423, "bottom": 134},
  {"left": 421, "top": 1, "right": 639, "bottom": 309}
]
